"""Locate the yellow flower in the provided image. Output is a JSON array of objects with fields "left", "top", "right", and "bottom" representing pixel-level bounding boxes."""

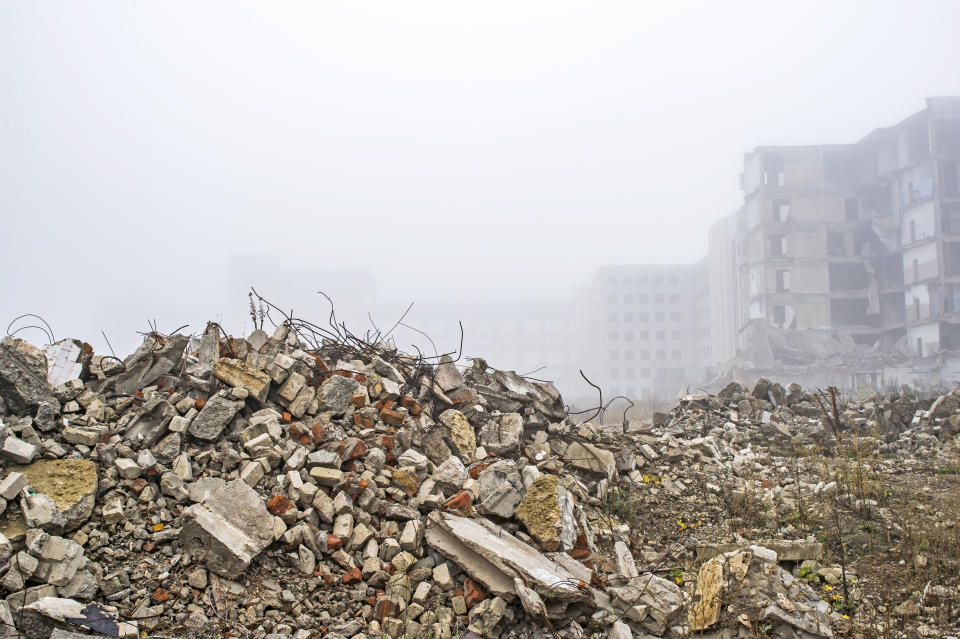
[{"left": 822, "top": 584, "right": 833, "bottom": 592}]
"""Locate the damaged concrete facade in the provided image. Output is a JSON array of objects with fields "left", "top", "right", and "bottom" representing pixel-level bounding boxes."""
[
  {"left": 734, "top": 98, "right": 960, "bottom": 355},
  {"left": 687, "top": 97, "right": 960, "bottom": 388}
]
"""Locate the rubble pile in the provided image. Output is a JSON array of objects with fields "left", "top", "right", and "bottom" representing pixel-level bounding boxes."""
[{"left": 0, "top": 317, "right": 958, "bottom": 639}]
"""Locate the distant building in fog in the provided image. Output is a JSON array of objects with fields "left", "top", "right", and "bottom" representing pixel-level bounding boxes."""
[
  {"left": 584, "top": 265, "right": 699, "bottom": 401},
  {"left": 597, "top": 97, "right": 960, "bottom": 396},
  {"left": 708, "top": 96, "right": 960, "bottom": 361}
]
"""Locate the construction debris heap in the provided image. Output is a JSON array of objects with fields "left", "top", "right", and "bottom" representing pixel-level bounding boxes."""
[{"left": 0, "top": 311, "right": 958, "bottom": 639}]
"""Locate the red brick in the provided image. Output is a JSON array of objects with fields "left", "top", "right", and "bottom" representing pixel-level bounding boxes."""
[
  {"left": 267, "top": 495, "right": 294, "bottom": 515},
  {"left": 342, "top": 567, "right": 362, "bottom": 585},
  {"left": 326, "top": 534, "right": 342, "bottom": 551},
  {"left": 152, "top": 588, "right": 171, "bottom": 603},
  {"left": 444, "top": 491, "right": 473, "bottom": 514},
  {"left": 463, "top": 577, "right": 486, "bottom": 608},
  {"left": 569, "top": 547, "right": 591, "bottom": 560},
  {"left": 346, "top": 439, "right": 367, "bottom": 459},
  {"left": 468, "top": 463, "right": 489, "bottom": 480},
  {"left": 380, "top": 408, "right": 405, "bottom": 426}
]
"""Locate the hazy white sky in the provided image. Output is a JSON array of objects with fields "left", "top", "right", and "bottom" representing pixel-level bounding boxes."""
[{"left": 2, "top": 1, "right": 960, "bottom": 352}]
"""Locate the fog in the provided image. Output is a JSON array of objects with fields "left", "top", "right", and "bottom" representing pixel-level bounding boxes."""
[{"left": 3, "top": 1, "right": 960, "bottom": 401}]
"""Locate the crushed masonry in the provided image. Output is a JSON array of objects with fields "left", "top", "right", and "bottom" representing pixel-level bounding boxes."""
[{"left": 0, "top": 301, "right": 957, "bottom": 638}]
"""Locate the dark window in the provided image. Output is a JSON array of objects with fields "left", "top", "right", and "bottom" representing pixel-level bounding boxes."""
[
  {"left": 828, "top": 232, "right": 846, "bottom": 257},
  {"left": 770, "top": 234, "right": 786, "bottom": 257},
  {"left": 773, "top": 199, "right": 791, "bottom": 222},
  {"left": 773, "top": 305, "right": 786, "bottom": 327},
  {"left": 776, "top": 269, "right": 789, "bottom": 292}
]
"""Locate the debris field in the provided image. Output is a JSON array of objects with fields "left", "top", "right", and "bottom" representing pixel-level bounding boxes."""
[{"left": 0, "top": 302, "right": 958, "bottom": 639}]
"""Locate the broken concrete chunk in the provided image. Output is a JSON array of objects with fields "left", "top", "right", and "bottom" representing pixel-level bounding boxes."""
[
  {"left": 93, "top": 333, "right": 188, "bottom": 396},
  {"left": 22, "top": 493, "right": 66, "bottom": 533},
  {"left": 424, "top": 512, "right": 594, "bottom": 619},
  {"left": 22, "top": 597, "right": 136, "bottom": 639},
  {"left": 0, "top": 472, "right": 27, "bottom": 501},
  {"left": 479, "top": 413, "right": 523, "bottom": 456},
  {"left": 438, "top": 409, "right": 476, "bottom": 462},
  {"left": 0, "top": 338, "right": 56, "bottom": 415},
  {"left": 562, "top": 441, "right": 616, "bottom": 481},
  {"left": 476, "top": 461, "right": 522, "bottom": 519},
  {"left": 278, "top": 371, "right": 306, "bottom": 403},
  {"left": 317, "top": 375, "right": 361, "bottom": 414},
  {"left": 123, "top": 397, "right": 176, "bottom": 449},
  {"left": 432, "top": 456, "right": 467, "bottom": 493},
  {"left": 6, "top": 459, "right": 98, "bottom": 535},
  {"left": 0, "top": 431, "right": 37, "bottom": 464},
  {"left": 435, "top": 356, "right": 464, "bottom": 392},
  {"left": 514, "top": 474, "right": 576, "bottom": 552},
  {"left": 34, "top": 535, "right": 85, "bottom": 587},
  {"left": 180, "top": 479, "right": 275, "bottom": 578},
  {"left": 187, "top": 395, "right": 245, "bottom": 441},
  {"left": 213, "top": 358, "right": 271, "bottom": 403}
]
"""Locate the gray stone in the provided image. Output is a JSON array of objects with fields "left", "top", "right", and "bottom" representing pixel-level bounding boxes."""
[
  {"left": 92, "top": 333, "right": 188, "bottom": 396},
  {"left": 188, "top": 395, "right": 244, "bottom": 441},
  {"left": 160, "top": 472, "right": 189, "bottom": 502},
  {"left": 62, "top": 424, "right": 106, "bottom": 447},
  {"left": 180, "top": 479, "right": 275, "bottom": 578},
  {"left": 278, "top": 372, "right": 307, "bottom": 403},
  {"left": 22, "top": 493, "right": 66, "bottom": 533},
  {"left": 435, "top": 356, "right": 464, "bottom": 392},
  {"left": 316, "top": 375, "right": 361, "bottom": 414},
  {"left": 114, "top": 458, "right": 141, "bottom": 479},
  {"left": 479, "top": 413, "right": 524, "bottom": 456},
  {"left": 34, "top": 536, "right": 85, "bottom": 587},
  {"left": 0, "top": 472, "right": 27, "bottom": 500},
  {"left": 122, "top": 397, "right": 177, "bottom": 449},
  {"left": 151, "top": 432, "right": 182, "bottom": 464},
  {"left": 424, "top": 512, "right": 593, "bottom": 617},
  {"left": 467, "top": 596, "right": 507, "bottom": 635},
  {"left": 306, "top": 449, "right": 342, "bottom": 469},
  {"left": 432, "top": 456, "right": 467, "bottom": 493},
  {"left": 476, "top": 461, "right": 523, "bottom": 519},
  {"left": 0, "top": 433, "right": 36, "bottom": 464},
  {"left": 0, "top": 338, "right": 56, "bottom": 415},
  {"left": 563, "top": 441, "right": 616, "bottom": 480},
  {"left": 59, "top": 570, "right": 99, "bottom": 601}
]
